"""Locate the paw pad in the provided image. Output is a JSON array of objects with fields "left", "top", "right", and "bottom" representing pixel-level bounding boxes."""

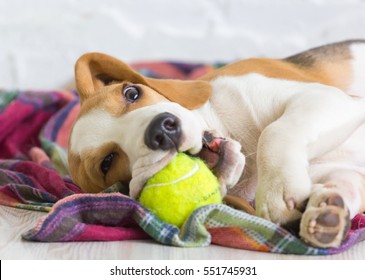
[
  {"left": 307, "top": 210, "right": 340, "bottom": 244},
  {"left": 300, "top": 193, "right": 350, "bottom": 248}
]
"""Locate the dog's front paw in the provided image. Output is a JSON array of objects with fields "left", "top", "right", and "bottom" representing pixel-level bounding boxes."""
[
  {"left": 215, "top": 139, "right": 245, "bottom": 194},
  {"left": 256, "top": 190, "right": 304, "bottom": 225},
  {"left": 198, "top": 131, "right": 245, "bottom": 195},
  {"left": 300, "top": 188, "right": 350, "bottom": 248},
  {"left": 255, "top": 174, "right": 310, "bottom": 225}
]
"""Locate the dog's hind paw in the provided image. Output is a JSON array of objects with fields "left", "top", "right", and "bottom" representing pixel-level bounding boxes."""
[{"left": 299, "top": 192, "right": 351, "bottom": 248}]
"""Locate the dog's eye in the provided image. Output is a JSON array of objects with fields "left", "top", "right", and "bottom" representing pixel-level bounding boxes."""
[
  {"left": 123, "top": 86, "right": 140, "bottom": 103},
  {"left": 100, "top": 153, "right": 115, "bottom": 175}
]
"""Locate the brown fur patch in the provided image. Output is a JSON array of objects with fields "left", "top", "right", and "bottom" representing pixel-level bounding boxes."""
[
  {"left": 284, "top": 40, "right": 362, "bottom": 92},
  {"left": 202, "top": 40, "right": 365, "bottom": 94},
  {"left": 201, "top": 58, "right": 330, "bottom": 84},
  {"left": 68, "top": 143, "right": 131, "bottom": 193}
]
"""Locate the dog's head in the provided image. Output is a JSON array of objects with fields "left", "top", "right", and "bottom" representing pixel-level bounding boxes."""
[{"left": 68, "top": 53, "right": 216, "bottom": 198}]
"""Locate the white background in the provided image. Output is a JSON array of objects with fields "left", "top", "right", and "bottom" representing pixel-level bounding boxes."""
[
  {"left": 2, "top": 260, "right": 362, "bottom": 280},
  {"left": 1, "top": 0, "right": 365, "bottom": 89}
]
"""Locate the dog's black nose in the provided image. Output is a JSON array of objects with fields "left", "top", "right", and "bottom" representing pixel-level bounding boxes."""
[{"left": 144, "top": 112, "right": 181, "bottom": 150}]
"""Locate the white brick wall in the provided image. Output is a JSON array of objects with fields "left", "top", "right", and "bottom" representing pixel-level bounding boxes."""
[{"left": 1, "top": 0, "right": 365, "bottom": 89}]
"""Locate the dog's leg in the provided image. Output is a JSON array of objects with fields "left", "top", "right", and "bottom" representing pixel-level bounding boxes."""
[
  {"left": 255, "top": 85, "right": 365, "bottom": 225},
  {"left": 300, "top": 168, "right": 365, "bottom": 248}
]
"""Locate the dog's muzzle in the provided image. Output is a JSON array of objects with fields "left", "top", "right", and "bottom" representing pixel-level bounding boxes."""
[{"left": 144, "top": 112, "right": 182, "bottom": 150}]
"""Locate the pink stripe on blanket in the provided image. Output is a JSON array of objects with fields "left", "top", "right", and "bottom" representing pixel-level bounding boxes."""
[{"left": 72, "top": 224, "right": 149, "bottom": 241}]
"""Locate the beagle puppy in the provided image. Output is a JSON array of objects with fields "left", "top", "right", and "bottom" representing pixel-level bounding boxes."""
[{"left": 68, "top": 40, "right": 365, "bottom": 248}]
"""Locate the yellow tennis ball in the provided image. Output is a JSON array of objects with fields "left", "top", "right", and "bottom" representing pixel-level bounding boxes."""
[{"left": 138, "top": 153, "right": 222, "bottom": 227}]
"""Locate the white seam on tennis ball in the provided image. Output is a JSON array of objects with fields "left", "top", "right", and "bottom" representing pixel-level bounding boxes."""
[{"left": 144, "top": 162, "right": 199, "bottom": 189}]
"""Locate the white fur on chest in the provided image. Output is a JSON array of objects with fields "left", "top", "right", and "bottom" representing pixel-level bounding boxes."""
[{"left": 201, "top": 74, "right": 304, "bottom": 153}]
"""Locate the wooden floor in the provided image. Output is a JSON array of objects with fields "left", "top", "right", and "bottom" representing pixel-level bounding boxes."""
[{"left": 1, "top": 206, "right": 364, "bottom": 260}]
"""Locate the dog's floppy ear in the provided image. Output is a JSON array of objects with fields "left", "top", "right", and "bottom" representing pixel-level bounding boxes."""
[
  {"left": 75, "top": 52, "right": 146, "bottom": 103},
  {"left": 146, "top": 77, "right": 211, "bottom": 109},
  {"left": 75, "top": 52, "right": 211, "bottom": 109}
]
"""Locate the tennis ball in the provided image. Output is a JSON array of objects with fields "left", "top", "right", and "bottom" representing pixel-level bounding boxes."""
[{"left": 138, "top": 153, "right": 222, "bottom": 227}]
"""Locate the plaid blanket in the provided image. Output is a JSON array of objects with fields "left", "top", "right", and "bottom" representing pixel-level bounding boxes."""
[{"left": 1, "top": 62, "right": 365, "bottom": 255}]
